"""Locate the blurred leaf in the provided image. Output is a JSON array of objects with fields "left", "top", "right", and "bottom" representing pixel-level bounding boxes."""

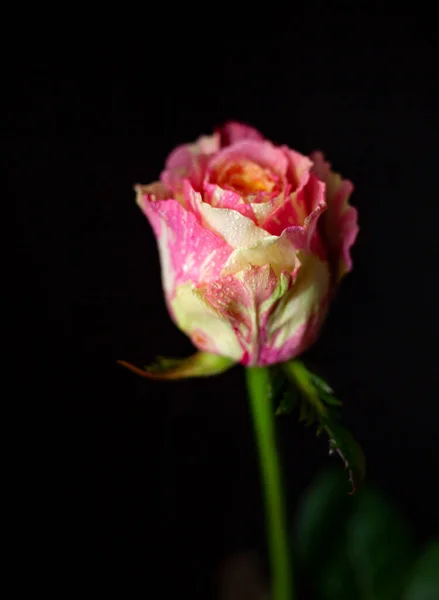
[
  {"left": 316, "top": 536, "right": 357, "bottom": 600},
  {"left": 345, "top": 488, "right": 414, "bottom": 600},
  {"left": 295, "top": 471, "right": 416, "bottom": 600},
  {"left": 282, "top": 360, "right": 365, "bottom": 492},
  {"left": 117, "top": 352, "right": 235, "bottom": 380},
  {"left": 403, "top": 542, "right": 439, "bottom": 600},
  {"left": 294, "top": 469, "right": 352, "bottom": 571}
]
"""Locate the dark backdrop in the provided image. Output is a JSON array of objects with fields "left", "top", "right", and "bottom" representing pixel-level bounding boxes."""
[{"left": 14, "top": 14, "right": 438, "bottom": 598}]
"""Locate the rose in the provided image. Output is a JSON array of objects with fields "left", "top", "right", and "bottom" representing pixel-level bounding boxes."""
[{"left": 136, "top": 122, "right": 358, "bottom": 367}]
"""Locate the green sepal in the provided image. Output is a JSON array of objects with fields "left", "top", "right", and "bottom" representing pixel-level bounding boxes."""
[{"left": 117, "top": 352, "right": 235, "bottom": 380}]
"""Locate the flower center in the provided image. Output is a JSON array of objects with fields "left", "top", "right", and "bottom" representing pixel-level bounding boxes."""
[{"left": 212, "top": 159, "right": 278, "bottom": 196}]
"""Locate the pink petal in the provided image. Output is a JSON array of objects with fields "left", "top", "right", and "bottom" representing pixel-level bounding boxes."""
[
  {"left": 161, "top": 133, "right": 220, "bottom": 193},
  {"left": 134, "top": 181, "right": 173, "bottom": 201},
  {"left": 136, "top": 188, "right": 233, "bottom": 305},
  {"left": 209, "top": 140, "right": 289, "bottom": 178},
  {"left": 202, "top": 182, "right": 257, "bottom": 222},
  {"left": 283, "top": 147, "right": 314, "bottom": 190},
  {"left": 181, "top": 179, "right": 267, "bottom": 248},
  {"left": 184, "top": 180, "right": 270, "bottom": 250},
  {"left": 263, "top": 173, "right": 327, "bottom": 260},
  {"left": 311, "top": 151, "right": 359, "bottom": 282},
  {"left": 218, "top": 121, "right": 265, "bottom": 146}
]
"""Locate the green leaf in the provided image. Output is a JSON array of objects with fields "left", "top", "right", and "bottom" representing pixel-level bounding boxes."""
[
  {"left": 308, "top": 370, "right": 334, "bottom": 394},
  {"left": 267, "top": 365, "right": 286, "bottom": 398},
  {"left": 275, "top": 388, "right": 299, "bottom": 416},
  {"left": 267, "top": 366, "right": 300, "bottom": 416},
  {"left": 324, "top": 418, "right": 365, "bottom": 494},
  {"left": 284, "top": 361, "right": 328, "bottom": 414},
  {"left": 117, "top": 352, "right": 235, "bottom": 380},
  {"left": 282, "top": 360, "right": 365, "bottom": 493},
  {"left": 290, "top": 361, "right": 343, "bottom": 408},
  {"left": 403, "top": 542, "right": 439, "bottom": 600},
  {"left": 317, "top": 389, "right": 343, "bottom": 407}
]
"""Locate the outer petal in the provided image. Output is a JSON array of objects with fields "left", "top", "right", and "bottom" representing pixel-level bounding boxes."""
[
  {"left": 201, "top": 255, "right": 330, "bottom": 366},
  {"left": 218, "top": 121, "right": 265, "bottom": 146},
  {"left": 170, "top": 282, "right": 243, "bottom": 361},
  {"left": 136, "top": 186, "right": 232, "bottom": 307},
  {"left": 202, "top": 264, "right": 292, "bottom": 366},
  {"left": 283, "top": 147, "right": 314, "bottom": 190},
  {"left": 134, "top": 181, "right": 172, "bottom": 201},
  {"left": 259, "top": 252, "right": 331, "bottom": 365},
  {"left": 311, "top": 151, "right": 359, "bottom": 282},
  {"left": 161, "top": 132, "right": 220, "bottom": 193}
]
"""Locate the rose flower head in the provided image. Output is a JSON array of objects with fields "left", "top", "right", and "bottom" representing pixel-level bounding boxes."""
[{"left": 136, "top": 122, "right": 358, "bottom": 367}]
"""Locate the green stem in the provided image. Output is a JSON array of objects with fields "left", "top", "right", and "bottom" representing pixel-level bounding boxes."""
[{"left": 245, "top": 366, "right": 294, "bottom": 600}]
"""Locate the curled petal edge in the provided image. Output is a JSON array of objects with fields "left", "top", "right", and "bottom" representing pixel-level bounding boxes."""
[
  {"left": 311, "top": 151, "right": 358, "bottom": 283},
  {"left": 217, "top": 121, "right": 264, "bottom": 146}
]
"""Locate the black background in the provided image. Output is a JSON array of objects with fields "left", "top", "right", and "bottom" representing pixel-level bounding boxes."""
[{"left": 14, "top": 12, "right": 438, "bottom": 598}]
